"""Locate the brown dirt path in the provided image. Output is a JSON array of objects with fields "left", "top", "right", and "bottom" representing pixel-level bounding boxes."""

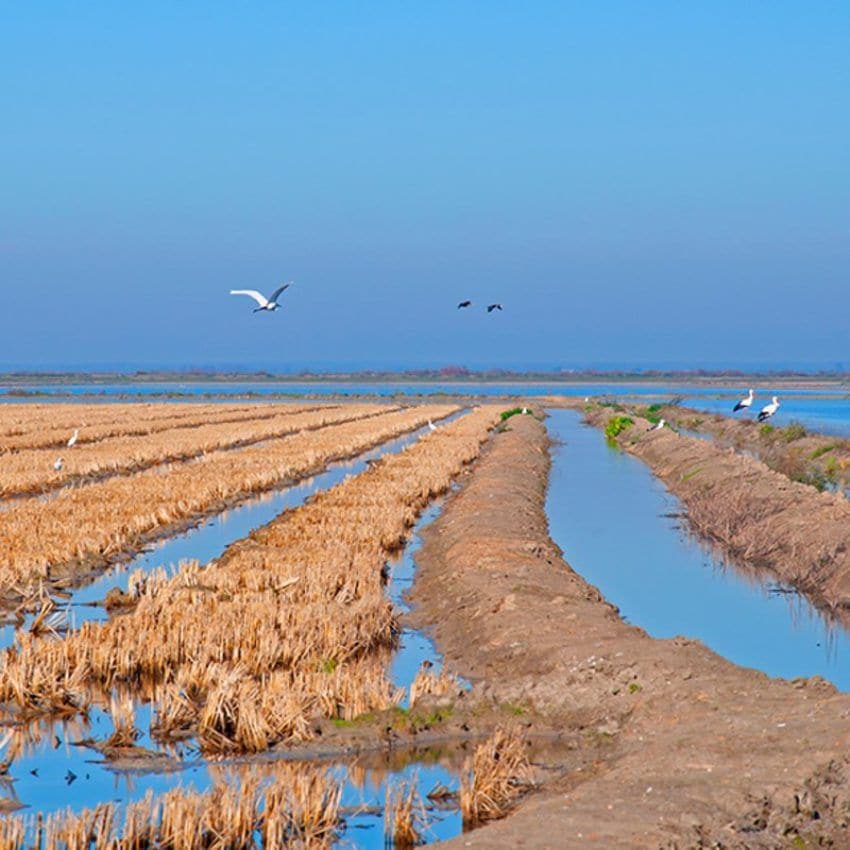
[{"left": 410, "top": 414, "right": 850, "bottom": 848}]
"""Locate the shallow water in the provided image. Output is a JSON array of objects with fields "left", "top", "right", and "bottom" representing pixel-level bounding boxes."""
[
  {"left": 545, "top": 409, "right": 850, "bottom": 691},
  {"left": 0, "top": 426, "right": 467, "bottom": 847}
]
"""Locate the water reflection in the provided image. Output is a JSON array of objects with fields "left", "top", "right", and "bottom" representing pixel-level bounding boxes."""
[{"left": 545, "top": 409, "right": 850, "bottom": 690}]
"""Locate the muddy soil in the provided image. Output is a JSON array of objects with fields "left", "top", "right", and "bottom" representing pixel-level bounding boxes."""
[
  {"left": 581, "top": 406, "right": 850, "bottom": 615},
  {"left": 410, "top": 414, "right": 850, "bottom": 848}
]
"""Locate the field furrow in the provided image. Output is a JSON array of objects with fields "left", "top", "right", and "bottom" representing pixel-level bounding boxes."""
[
  {"left": 0, "top": 402, "right": 318, "bottom": 452},
  {"left": 0, "top": 406, "right": 500, "bottom": 754},
  {"left": 0, "top": 404, "right": 373, "bottom": 497},
  {"left": 0, "top": 405, "right": 457, "bottom": 597}
]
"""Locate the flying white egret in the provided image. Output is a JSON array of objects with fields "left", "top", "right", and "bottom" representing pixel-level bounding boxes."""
[
  {"left": 757, "top": 396, "right": 780, "bottom": 422},
  {"left": 733, "top": 389, "right": 754, "bottom": 413},
  {"left": 67, "top": 429, "right": 79, "bottom": 448},
  {"left": 230, "top": 283, "right": 292, "bottom": 313},
  {"left": 54, "top": 457, "right": 64, "bottom": 471},
  {"left": 647, "top": 418, "right": 666, "bottom": 432}
]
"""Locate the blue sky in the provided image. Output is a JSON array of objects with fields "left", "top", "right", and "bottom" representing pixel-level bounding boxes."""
[{"left": 1, "top": 3, "right": 848, "bottom": 371}]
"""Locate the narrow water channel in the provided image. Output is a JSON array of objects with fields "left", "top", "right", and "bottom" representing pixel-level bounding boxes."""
[
  {"left": 545, "top": 409, "right": 850, "bottom": 691},
  {"left": 0, "top": 424, "right": 468, "bottom": 848}
]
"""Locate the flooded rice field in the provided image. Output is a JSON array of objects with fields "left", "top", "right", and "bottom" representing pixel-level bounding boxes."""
[
  {"left": 546, "top": 409, "right": 850, "bottom": 691},
  {"left": 0, "top": 410, "right": 476, "bottom": 847}
]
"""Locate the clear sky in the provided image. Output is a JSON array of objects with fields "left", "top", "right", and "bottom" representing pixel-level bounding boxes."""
[{"left": 1, "top": 3, "right": 848, "bottom": 372}]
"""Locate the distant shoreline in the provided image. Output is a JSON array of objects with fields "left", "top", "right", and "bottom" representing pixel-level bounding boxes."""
[{"left": 1, "top": 370, "right": 850, "bottom": 388}]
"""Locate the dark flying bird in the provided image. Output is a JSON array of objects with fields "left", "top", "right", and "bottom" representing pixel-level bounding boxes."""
[
  {"left": 486, "top": 303, "right": 503, "bottom": 312},
  {"left": 457, "top": 300, "right": 472, "bottom": 309},
  {"left": 230, "top": 283, "right": 292, "bottom": 313},
  {"left": 733, "top": 389, "right": 754, "bottom": 413},
  {"left": 757, "top": 396, "right": 780, "bottom": 422}
]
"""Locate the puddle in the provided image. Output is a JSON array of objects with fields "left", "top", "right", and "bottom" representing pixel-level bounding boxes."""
[
  {"left": 545, "top": 409, "right": 850, "bottom": 692},
  {"left": 0, "top": 420, "right": 470, "bottom": 847}
]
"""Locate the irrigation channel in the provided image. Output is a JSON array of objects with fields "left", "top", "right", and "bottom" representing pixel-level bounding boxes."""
[
  {"left": 546, "top": 409, "right": 850, "bottom": 692},
  {"left": 0, "top": 414, "right": 472, "bottom": 847}
]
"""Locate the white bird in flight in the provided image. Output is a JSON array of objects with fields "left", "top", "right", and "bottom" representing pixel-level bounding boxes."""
[
  {"left": 67, "top": 429, "right": 79, "bottom": 448},
  {"left": 230, "top": 283, "right": 292, "bottom": 313},
  {"left": 54, "top": 457, "right": 64, "bottom": 471},
  {"left": 733, "top": 389, "right": 754, "bottom": 413},
  {"left": 757, "top": 396, "right": 780, "bottom": 422}
]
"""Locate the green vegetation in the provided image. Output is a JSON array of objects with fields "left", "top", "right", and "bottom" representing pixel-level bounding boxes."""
[
  {"left": 809, "top": 444, "right": 836, "bottom": 460},
  {"left": 646, "top": 403, "right": 664, "bottom": 415},
  {"left": 628, "top": 682, "right": 643, "bottom": 694},
  {"left": 759, "top": 424, "right": 775, "bottom": 437},
  {"left": 605, "top": 416, "right": 634, "bottom": 439},
  {"left": 681, "top": 466, "right": 704, "bottom": 482},
  {"left": 500, "top": 407, "right": 523, "bottom": 422},
  {"left": 782, "top": 421, "right": 807, "bottom": 442},
  {"left": 319, "top": 658, "right": 338, "bottom": 673}
]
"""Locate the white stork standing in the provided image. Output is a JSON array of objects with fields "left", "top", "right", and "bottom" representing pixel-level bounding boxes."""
[
  {"left": 733, "top": 389, "right": 754, "bottom": 413},
  {"left": 757, "top": 396, "right": 780, "bottom": 422},
  {"left": 230, "top": 283, "right": 292, "bottom": 313}
]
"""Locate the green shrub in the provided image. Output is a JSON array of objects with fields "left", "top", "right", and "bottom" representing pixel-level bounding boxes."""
[
  {"left": 500, "top": 407, "right": 523, "bottom": 422},
  {"left": 809, "top": 444, "right": 836, "bottom": 460},
  {"left": 760, "top": 424, "right": 775, "bottom": 437},
  {"left": 782, "top": 421, "right": 807, "bottom": 443},
  {"left": 605, "top": 416, "right": 634, "bottom": 439}
]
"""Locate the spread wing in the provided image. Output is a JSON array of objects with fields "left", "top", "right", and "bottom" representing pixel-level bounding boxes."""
[
  {"left": 268, "top": 283, "right": 291, "bottom": 303},
  {"left": 230, "top": 290, "right": 269, "bottom": 308}
]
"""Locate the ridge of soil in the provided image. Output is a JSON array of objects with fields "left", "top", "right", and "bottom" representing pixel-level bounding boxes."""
[
  {"left": 582, "top": 406, "right": 850, "bottom": 614},
  {"left": 409, "top": 413, "right": 850, "bottom": 848},
  {"left": 645, "top": 403, "right": 850, "bottom": 493}
]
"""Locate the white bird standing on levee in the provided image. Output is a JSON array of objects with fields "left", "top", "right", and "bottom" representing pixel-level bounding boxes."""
[
  {"left": 428, "top": 419, "right": 437, "bottom": 431},
  {"left": 67, "top": 429, "right": 79, "bottom": 448},
  {"left": 647, "top": 418, "right": 666, "bottom": 432},
  {"left": 757, "top": 396, "right": 780, "bottom": 422},
  {"left": 733, "top": 389, "right": 754, "bottom": 413},
  {"left": 53, "top": 457, "right": 64, "bottom": 471},
  {"left": 229, "top": 283, "right": 292, "bottom": 313}
]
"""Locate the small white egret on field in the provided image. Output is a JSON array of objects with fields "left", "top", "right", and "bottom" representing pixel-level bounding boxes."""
[
  {"left": 230, "top": 283, "right": 292, "bottom": 313},
  {"left": 67, "top": 429, "right": 79, "bottom": 448},
  {"left": 733, "top": 389, "right": 754, "bottom": 413},
  {"left": 522, "top": 407, "right": 528, "bottom": 414},
  {"left": 647, "top": 418, "right": 666, "bottom": 432},
  {"left": 428, "top": 420, "right": 437, "bottom": 431},
  {"left": 54, "top": 457, "right": 64, "bottom": 471},
  {"left": 757, "top": 397, "right": 780, "bottom": 422}
]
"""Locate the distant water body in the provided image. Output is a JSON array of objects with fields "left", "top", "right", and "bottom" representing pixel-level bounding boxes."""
[{"left": 3, "top": 381, "right": 850, "bottom": 435}]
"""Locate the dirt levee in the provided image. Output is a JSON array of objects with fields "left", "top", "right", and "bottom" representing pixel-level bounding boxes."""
[
  {"left": 585, "top": 407, "right": 850, "bottom": 613},
  {"left": 411, "top": 413, "right": 850, "bottom": 848}
]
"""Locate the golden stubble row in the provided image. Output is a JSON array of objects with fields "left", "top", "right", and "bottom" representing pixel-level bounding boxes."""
[
  {"left": 0, "top": 405, "right": 456, "bottom": 597},
  {"left": 0, "top": 407, "right": 500, "bottom": 755},
  {"left": 0, "top": 765, "right": 342, "bottom": 849},
  {"left": 0, "top": 402, "right": 312, "bottom": 453},
  {"left": 0, "top": 403, "right": 370, "bottom": 497}
]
